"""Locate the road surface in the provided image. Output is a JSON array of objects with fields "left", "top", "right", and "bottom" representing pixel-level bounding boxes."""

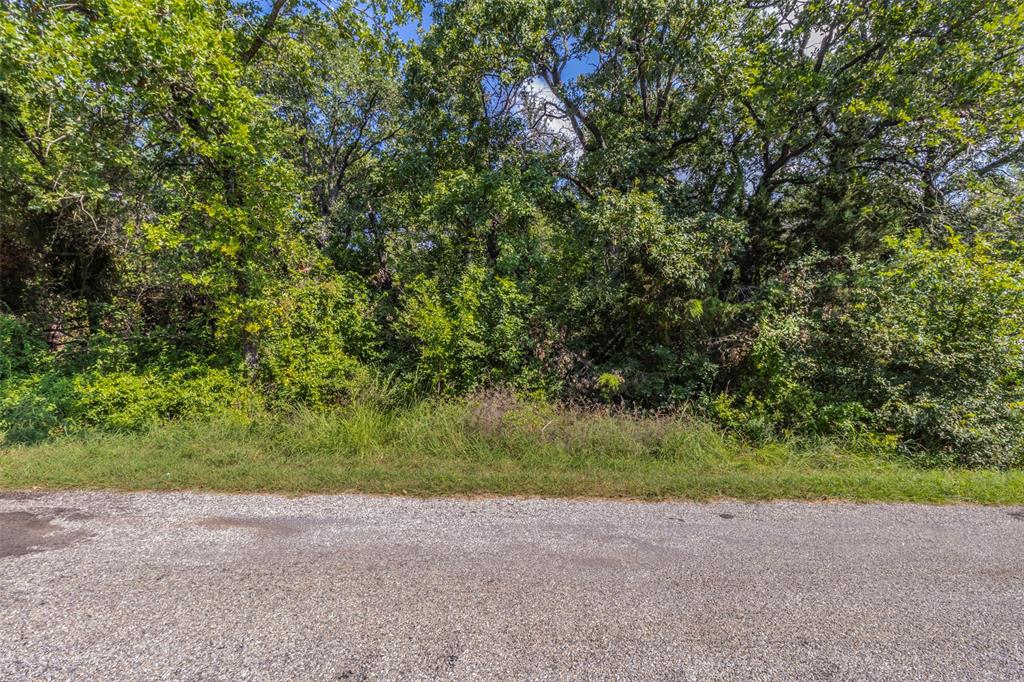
[{"left": 1, "top": 491, "right": 1023, "bottom": 680}]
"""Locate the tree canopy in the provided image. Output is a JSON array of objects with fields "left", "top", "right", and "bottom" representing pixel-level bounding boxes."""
[{"left": 3, "top": 0, "right": 1024, "bottom": 465}]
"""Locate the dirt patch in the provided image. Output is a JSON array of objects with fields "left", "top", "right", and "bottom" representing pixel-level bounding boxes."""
[
  {"left": 198, "top": 516, "right": 302, "bottom": 537},
  {"left": 0, "top": 510, "right": 90, "bottom": 559}
]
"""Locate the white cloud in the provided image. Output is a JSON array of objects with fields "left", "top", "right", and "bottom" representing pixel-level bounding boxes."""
[{"left": 519, "top": 78, "right": 583, "bottom": 160}]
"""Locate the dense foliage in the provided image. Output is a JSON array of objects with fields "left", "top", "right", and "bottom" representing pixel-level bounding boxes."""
[{"left": 3, "top": 0, "right": 1024, "bottom": 466}]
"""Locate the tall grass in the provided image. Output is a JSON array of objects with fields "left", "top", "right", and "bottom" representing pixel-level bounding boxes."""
[{"left": 3, "top": 393, "right": 1024, "bottom": 503}]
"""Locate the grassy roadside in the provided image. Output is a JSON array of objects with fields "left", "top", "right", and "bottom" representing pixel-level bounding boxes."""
[{"left": 2, "top": 399, "right": 1023, "bottom": 504}]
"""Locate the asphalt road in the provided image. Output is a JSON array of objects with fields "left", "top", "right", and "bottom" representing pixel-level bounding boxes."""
[{"left": 1, "top": 491, "right": 1023, "bottom": 681}]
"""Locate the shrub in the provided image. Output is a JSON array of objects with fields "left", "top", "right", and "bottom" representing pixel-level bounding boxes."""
[
  {"left": 253, "top": 276, "right": 379, "bottom": 405},
  {"left": 1, "top": 364, "right": 259, "bottom": 444},
  {"left": 853, "top": 234, "right": 1024, "bottom": 466},
  {"left": 549, "top": 189, "right": 745, "bottom": 403},
  {"left": 0, "top": 313, "right": 45, "bottom": 380},
  {"left": 397, "top": 265, "right": 536, "bottom": 394},
  {"left": 739, "top": 233, "right": 1024, "bottom": 467},
  {"left": 71, "top": 366, "right": 260, "bottom": 432},
  {"left": 0, "top": 372, "right": 75, "bottom": 444}
]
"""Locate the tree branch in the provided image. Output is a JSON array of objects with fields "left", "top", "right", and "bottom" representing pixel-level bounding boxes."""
[{"left": 240, "top": 0, "right": 294, "bottom": 67}]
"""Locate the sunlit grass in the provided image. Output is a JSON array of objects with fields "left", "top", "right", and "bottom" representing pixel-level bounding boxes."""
[{"left": 3, "top": 397, "right": 1023, "bottom": 504}]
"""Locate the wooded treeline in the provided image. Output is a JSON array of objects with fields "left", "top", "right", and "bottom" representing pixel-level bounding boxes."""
[{"left": 2, "top": 0, "right": 1024, "bottom": 466}]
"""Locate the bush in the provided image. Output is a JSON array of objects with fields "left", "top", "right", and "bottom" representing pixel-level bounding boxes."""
[
  {"left": 0, "top": 313, "right": 45, "bottom": 380},
  {"left": 1, "top": 276, "right": 380, "bottom": 444},
  {"left": 855, "top": 234, "right": 1024, "bottom": 466},
  {"left": 0, "top": 372, "right": 75, "bottom": 444},
  {"left": 738, "top": 233, "right": 1024, "bottom": 467},
  {"left": 397, "top": 265, "right": 537, "bottom": 394},
  {"left": 71, "top": 366, "right": 260, "bottom": 432},
  {"left": 1, "top": 364, "right": 259, "bottom": 444},
  {"left": 253, "top": 276, "right": 379, "bottom": 405},
  {"left": 549, "top": 189, "right": 745, "bottom": 404}
]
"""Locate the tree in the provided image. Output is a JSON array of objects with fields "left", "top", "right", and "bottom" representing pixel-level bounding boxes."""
[{"left": 1, "top": 0, "right": 312, "bottom": 363}]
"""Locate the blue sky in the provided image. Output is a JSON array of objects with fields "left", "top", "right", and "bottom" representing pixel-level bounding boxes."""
[{"left": 394, "top": 2, "right": 432, "bottom": 42}]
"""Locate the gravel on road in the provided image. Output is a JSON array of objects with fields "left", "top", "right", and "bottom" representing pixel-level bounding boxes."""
[{"left": 1, "top": 491, "right": 1023, "bottom": 681}]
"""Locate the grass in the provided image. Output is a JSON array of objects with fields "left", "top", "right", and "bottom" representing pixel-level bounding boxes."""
[{"left": 2, "top": 396, "right": 1024, "bottom": 504}]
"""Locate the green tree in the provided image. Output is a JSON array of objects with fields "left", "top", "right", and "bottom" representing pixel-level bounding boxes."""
[{"left": 0, "top": 0, "right": 312, "bottom": 362}]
